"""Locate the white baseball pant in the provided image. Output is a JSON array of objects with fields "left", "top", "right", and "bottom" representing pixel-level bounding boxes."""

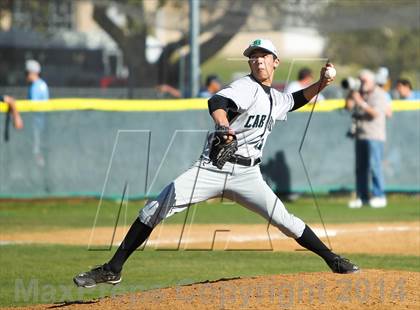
[{"left": 139, "top": 159, "right": 306, "bottom": 238}]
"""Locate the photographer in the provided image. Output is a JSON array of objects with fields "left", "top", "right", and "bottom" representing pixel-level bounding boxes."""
[{"left": 345, "top": 69, "right": 389, "bottom": 209}]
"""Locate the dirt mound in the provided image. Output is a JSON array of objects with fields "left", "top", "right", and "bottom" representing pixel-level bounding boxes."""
[{"left": 11, "top": 270, "right": 419, "bottom": 309}]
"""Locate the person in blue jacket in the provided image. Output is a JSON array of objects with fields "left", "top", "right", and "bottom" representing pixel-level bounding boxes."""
[{"left": 26, "top": 59, "right": 49, "bottom": 166}]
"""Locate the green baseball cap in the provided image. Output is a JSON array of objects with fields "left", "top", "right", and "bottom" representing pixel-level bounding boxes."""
[{"left": 243, "top": 39, "right": 278, "bottom": 58}]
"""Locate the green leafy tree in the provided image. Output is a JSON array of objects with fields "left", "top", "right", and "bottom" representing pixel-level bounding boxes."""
[{"left": 320, "top": 0, "right": 419, "bottom": 80}]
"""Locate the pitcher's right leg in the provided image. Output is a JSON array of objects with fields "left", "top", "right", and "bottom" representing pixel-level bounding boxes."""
[{"left": 74, "top": 162, "right": 227, "bottom": 287}]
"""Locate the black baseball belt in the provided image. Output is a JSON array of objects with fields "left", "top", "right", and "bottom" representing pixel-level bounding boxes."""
[{"left": 228, "top": 155, "right": 261, "bottom": 167}]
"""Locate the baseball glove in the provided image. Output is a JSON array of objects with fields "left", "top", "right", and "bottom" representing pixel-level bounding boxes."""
[{"left": 209, "top": 125, "right": 238, "bottom": 169}]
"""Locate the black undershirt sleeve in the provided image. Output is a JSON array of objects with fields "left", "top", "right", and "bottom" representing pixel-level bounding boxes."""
[
  {"left": 208, "top": 94, "right": 238, "bottom": 114},
  {"left": 290, "top": 89, "right": 310, "bottom": 111}
]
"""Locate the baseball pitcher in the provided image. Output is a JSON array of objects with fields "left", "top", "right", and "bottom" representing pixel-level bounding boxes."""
[{"left": 74, "top": 39, "right": 359, "bottom": 288}]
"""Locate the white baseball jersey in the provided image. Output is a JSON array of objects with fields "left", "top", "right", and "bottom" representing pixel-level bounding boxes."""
[
  {"left": 139, "top": 74, "right": 306, "bottom": 240},
  {"left": 218, "top": 75, "right": 294, "bottom": 157},
  {"left": 202, "top": 75, "right": 294, "bottom": 159}
]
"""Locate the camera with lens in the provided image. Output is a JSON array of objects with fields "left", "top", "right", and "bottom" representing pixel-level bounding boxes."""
[
  {"left": 346, "top": 117, "right": 358, "bottom": 138},
  {"left": 341, "top": 77, "right": 361, "bottom": 91},
  {"left": 346, "top": 110, "right": 365, "bottom": 139},
  {"left": 342, "top": 77, "right": 364, "bottom": 138}
]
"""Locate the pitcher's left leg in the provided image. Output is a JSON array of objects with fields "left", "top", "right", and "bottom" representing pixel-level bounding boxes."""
[
  {"left": 226, "top": 167, "right": 359, "bottom": 274},
  {"left": 225, "top": 167, "right": 304, "bottom": 238}
]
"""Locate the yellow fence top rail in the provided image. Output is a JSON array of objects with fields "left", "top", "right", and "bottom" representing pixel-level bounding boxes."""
[{"left": 0, "top": 98, "right": 419, "bottom": 113}]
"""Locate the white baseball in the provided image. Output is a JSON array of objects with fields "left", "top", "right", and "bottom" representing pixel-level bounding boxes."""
[{"left": 325, "top": 67, "right": 336, "bottom": 79}]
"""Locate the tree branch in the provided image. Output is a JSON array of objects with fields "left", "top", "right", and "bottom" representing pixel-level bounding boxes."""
[
  {"left": 199, "top": 1, "right": 254, "bottom": 64},
  {"left": 163, "top": 0, "right": 253, "bottom": 68},
  {"left": 92, "top": 5, "right": 126, "bottom": 49}
]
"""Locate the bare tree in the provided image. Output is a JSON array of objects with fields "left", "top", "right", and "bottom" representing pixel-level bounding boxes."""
[{"left": 92, "top": 0, "right": 253, "bottom": 88}]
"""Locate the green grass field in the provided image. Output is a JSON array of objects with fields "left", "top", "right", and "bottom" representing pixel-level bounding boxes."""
[
  {"left": 0, "top": 195, "right": 419, "bottom": 307},
  {"left": 0, "top": 195, "right": 418, "bottom": 233}
]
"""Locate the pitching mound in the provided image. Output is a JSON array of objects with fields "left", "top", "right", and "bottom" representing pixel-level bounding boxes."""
[{"left": 12, "top": 270, "right": 419, "bottom": 309}]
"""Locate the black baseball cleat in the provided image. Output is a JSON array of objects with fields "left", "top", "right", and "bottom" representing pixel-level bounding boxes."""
[
  {"left": 328, "top": 256, "right": 360, "bottom": 274},
  {"left": 73, "top": 265, "right": 121, "bottom": 288}
]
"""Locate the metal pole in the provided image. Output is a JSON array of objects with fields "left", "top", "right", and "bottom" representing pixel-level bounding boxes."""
[
  {"left": 179, "top": 50, "right": 185, "bottom": 97},
  {"left": 189, "top": 0, "right": 200, "bottom": 98}
]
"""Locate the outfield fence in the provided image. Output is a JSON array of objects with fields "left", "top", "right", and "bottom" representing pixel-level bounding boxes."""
[{"left": 0, "top": 99, "right": 419, "bottom": 198}]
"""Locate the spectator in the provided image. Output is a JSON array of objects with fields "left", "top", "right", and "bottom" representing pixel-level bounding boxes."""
[
  {"left": 156, "top": 75, "right": 222, "bottom": 99},
  {"left": 26, "top": 59, "right": 49, "bottom": 166},
  {"left": 395, "top": 78, "right": 420, "bottom": 100},
  {"left": 1, "top": 95, "right": 24, "bottom": 130},
  {"left": 198, "top": 75, "right": 222, "bottom": 98},
  {"left": 375, "top": 67, "right": 392, "bottom": 118},
  {"left": 285, "top": 67, "right": 325, "bottom": 101},
  {"left": 156, "top": 84, "right": 183, "bottom": 98},
  {"left": 345, "top": 69, "right": 389, "bottom": 208}
]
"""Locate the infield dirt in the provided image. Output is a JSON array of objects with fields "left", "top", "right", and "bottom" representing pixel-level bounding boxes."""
[{"left": 1, "top": 222, "right": 419, "bottom": 255}]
